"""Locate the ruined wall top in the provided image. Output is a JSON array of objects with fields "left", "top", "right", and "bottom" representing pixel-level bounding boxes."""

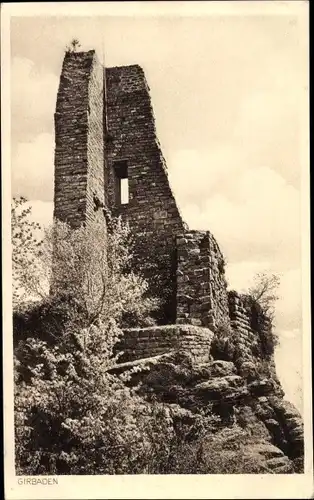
[{"left": 106, "top": 64, "right": 148, "bottom": 93}]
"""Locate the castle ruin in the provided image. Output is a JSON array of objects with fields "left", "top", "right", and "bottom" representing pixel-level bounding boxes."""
[
  {"left": 40, "top": 47, "right": 306, "bottom": 474},
  {"left": 53, "top": 49, "right": 270, "bottom": 362}
]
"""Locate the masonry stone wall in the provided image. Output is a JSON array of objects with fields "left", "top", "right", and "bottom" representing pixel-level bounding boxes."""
[
  {"left": 105, "top": 65, "right": 185, "bottom": 323},
  {"left": 176, "top": 231, "right": 229, "bottom": 331},
  {"left": 115, "top": 324, "right": 214, "bottom": 363},
  {"left": 54, "top": 50, "right": 107, "bottom": 229}
]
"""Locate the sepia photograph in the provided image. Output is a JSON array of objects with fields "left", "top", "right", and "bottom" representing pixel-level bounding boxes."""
[{"left": 2, "top": 1, "right": 312, "bottom": 499}]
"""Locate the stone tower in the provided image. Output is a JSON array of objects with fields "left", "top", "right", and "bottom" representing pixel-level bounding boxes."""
[
  {"left": 54, "top": 50, "right": 106, "bottom": 229},
  {"left": 53, "top": 49, "right": 230, "bottom": 328}
]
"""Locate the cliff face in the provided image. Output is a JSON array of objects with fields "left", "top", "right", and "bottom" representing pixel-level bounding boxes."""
[
  {"left": 111, "top": 323, "right": 304, "bottom": 473},
  {"left": 111, "top": 292, "right": 303, "bottom": 473}
]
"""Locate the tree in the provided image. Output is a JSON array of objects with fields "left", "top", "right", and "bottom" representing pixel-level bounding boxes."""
[
  {"left": 14, "top": 333, "right": 175, "bottom": 474},
  {"left": 12, "top": 201, "right": 159, "bottom": 331},
  {"left": 12, "top": 197, "right": 160, "bottom": 380},
  {"left": 247, "top": 272, "right": 281, "bottom": 356},
  {"left": 11, "top": 197, "right": 43, "bottom": 306},
  {"left": 248, "top": 272, "right": 280, "bottom": 321}
]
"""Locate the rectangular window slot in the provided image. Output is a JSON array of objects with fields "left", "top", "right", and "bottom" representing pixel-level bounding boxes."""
[{"left": 113, "top": 160, "right": 129, "bottom": 206}]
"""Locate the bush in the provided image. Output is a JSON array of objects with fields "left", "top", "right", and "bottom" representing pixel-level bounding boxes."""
[
  {"left": 14, "top": 335, "right": 221, "bottom": 475},
  {"left": 210, "top": 320, "right": 235, "bottom": 361},
  {"left": 12, "top": 200, "right": 160, "bottom": 330},
  {"left": 198, "top": 425, "right": 271, "bottom": 473},
  {"left": 14, "top": 331, "right": 175, "bottom": 475},
  {"left": 13, "top": 294, "right": 88, "bottom": 347}
]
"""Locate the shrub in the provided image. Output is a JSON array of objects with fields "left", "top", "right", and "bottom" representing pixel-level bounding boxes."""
[
  {"left": 210, "top": 320, "right": 235, "bottom": 361},
  {"left": 14, "top": 330, "right": 175, "bottom": 475},
  {"left": 248, "top": 297, "right": 279, "bottom": 357},
  {"left": 167, "top": 424, "right": 274, "bottom": 474},
  {"left": 13, "top": 294, "right": 88, "bottom": 347}
]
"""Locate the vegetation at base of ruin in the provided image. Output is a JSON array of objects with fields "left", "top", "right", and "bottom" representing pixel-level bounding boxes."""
[
  {"left": 13, "top": 197, "right": 295, "bottom": 474},
  {"left": 166, "top": 424, "right": 272, "bottom": 474},
  {"left": 13, "top": 197, "right": 171, "bottom": 474},
  {"left": 15, "top": 337, "right": 174, "bottom": 474},
  {"left": 14, "top": 335, "right": 282, "bottom": 475}
]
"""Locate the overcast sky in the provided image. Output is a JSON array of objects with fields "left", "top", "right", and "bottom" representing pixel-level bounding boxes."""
[{"left": 9, "top": 7, "right": 308, "bottom": 411}]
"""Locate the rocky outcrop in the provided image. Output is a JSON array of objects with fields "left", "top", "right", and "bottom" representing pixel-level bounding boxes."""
[
  {"left": 250, "top": 443, "right": 294, "bottom": 473},
  {"left": 110, "top": 348, "right": 304, "bottom": 473}
]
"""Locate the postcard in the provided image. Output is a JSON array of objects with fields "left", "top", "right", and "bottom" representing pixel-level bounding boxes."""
[{"left": 2, "top": 1, "right": 312, "bottom": 499}]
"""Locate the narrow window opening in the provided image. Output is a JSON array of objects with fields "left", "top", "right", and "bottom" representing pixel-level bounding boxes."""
[
  {"left": 120, "top": 177, "right": 129, "bottom": 205},
  {"left": 113, "top": 160, "right": 129, "bottom": 206}
]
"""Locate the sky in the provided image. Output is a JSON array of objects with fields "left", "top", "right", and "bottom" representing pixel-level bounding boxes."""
[{"left": 9, "top": 7, "right": 308, "bottom": 411}]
